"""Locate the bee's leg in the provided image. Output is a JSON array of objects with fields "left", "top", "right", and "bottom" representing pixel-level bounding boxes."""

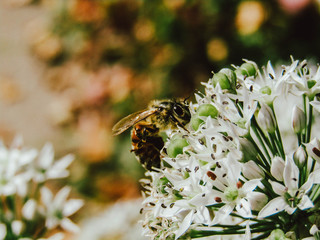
[
  {"left": 134, "top": 123, "right": 159, "bottom": 140},
  {"left": 169, "top": 115, "right": 189, "bottom": 132}
]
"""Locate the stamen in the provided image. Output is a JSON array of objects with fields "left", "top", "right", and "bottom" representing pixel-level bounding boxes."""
[{"left": 207, "top": 171, "right": 217, "bottom": 180}]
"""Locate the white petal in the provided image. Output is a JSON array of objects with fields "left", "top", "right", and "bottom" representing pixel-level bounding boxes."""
[
  {"left": 11, "top": 135, "right": 23, "bottom": 149},
  {"left": 38, "top": 143, "right": 54, "bottom": 169},
  {"left": 271, "top": 156, "right": 285, "bottom": 181},
  {"left": 63, "top": 199, "right": 84, "bottom": 216},
  {"left": 236, "top": 199, "right": 252, "bottom": 218},
  {"left": 258, "top": 197, "right": 286, "bottom": 218},
  {"left": 48, "top": 154, "right": 74, "bottom": 179},
  {"left": 226, "top": 157, "right": 242, "bottom": 183},
  {"left": 61, "top": 218, "right": 80, "bottom": 233},
  {"left": 298, "top": 195, "right": 314, "bottom": 210},
  {"left": 22, "top": 199, "right": 37, "bottom": 220},
  {"left": 267, "top": 61, "right": 276, "bottom": 79},
  {"left": 242, "top": 179, "right": 260, "bottom": 193},
  {"left": 0, "top": 223, "right": 6, "bottom": 240},
  {"left": 46, "top": 233, "right": 65, "bottom": 240},
  {"left": 211, "top": 204, "right": 233, "bottom": 225},
  {"left": 54, "top": 186, "right": 71, "bottom": 207},
  {"left": 308, "top": 169, "right": 320, "bottom": 184},
  {"left": 244, "top": 221, "right": 251, "bottom": 240},
  {"left": 175, "top": 210, "right": 194, "bottom": 240},
  {"left": 11, "top": 220, "right": 24, "bottom": 235},
  {"left": 19, "top": 149, "right": 37, "bottom": 165},
  {"left": 310, "top": 224, "right": 319, "bottom": 235},
  {"left": 40, "top": 187, "right": 53, "bottom": 207},
  {"left": 242, "top": 161, "right": 264, "bottom": 179},
  {"left": 306, "top": 138, "right": 320, "bottom": 163},
  {"left": 310, "top": 100, "right": 320, "bottom": 113},
  {"left": 247, "top": 192, "right": 268, "bottom": 211},
  {"left": 46, "top": 217, "right": 58, "bottom": 229},
  {"left": 270, "top": 180, "right": 286, "bottom": 196},
  {"left": 284, "top": 157, "right": 299, "bottom": 190},
  {"left": 284, "top": 205, "right": 296, "bottom": 215}
]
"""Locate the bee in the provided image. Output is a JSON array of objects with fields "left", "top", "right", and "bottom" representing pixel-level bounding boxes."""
[{"left": 112, "top": 99, "right": 191, "bottom": 171}]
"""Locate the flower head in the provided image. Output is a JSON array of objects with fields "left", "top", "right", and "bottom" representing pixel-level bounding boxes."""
[{"left": 141, "top": 58, "right": 320, "bottom": 239}]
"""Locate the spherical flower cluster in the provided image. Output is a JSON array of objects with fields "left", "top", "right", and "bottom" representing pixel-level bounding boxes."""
[
  {"left": 141, "top": 57, "right": 320, "bottom": 239},
  {"left": 0, "top": 137, "right": 83, "bottom": 240}
]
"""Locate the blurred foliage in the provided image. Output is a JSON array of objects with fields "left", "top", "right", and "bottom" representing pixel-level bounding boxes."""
[{"left": 19, "top": 0, "right": 320, "bottom": 201}]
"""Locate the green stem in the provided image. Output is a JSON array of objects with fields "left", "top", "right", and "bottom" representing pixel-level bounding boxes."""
[
  {"left": 297, "top": 132, "right": 302, "bottom": 147},
  {"left": 269, "top": 103, "right": 285, "bottom": 158},
  {"left": 303, "top": 94, "right": 307, "bottom": 143},
  {"left": 247, "top": 135, "right": 270, "bottom": 171},
  {"left": 306, "top": 101, "right": 313, "bottom": 143},
  {"left": 252, "top": 117, "right": 275, "bottom": 158}
]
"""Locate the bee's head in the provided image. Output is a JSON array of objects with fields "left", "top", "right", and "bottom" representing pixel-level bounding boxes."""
[{"left": 156, "top": 99, "right": 191, "bottom": 129}]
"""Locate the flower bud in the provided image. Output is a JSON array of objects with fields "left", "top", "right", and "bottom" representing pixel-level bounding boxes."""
[
  {"left": 167, "top": 134, "right": 189, "bottom": 158},
  {"left": 237, "top": 62, "right": 257, "bottom": 77},
  {"left": 292, "top": 105, "right": 306, "bottom": 134},
  {"left": 197, "top": 104, "right": 218, "bottom": 118},
  {"left": 239, "top": 138, "right": 257, "bottom": 162},
  {"left": 242, "top": 160, "right": 264, "bottom": 179},
  {"left": 190, "top": 114, "right": 204, "bottom": 131},
  {"left": 268, "top": 229, "right": 287, "bottom": 240},
  {"left": 257, "top": 103, "right": 276, "bottom": 133},
  {"left": 219, "top": 68, "right": 237, "bottom": 91},
  {"left": 293, "top": 146, "right": 307, "bottom": 168},
  {"left": 211, "top": 72, "right": 231, "bottom": 90},
  {"left": 191, "top": 104, "right": 219, "bottom": 131},
  {"left": 271, "top": 156, "right": 285, "bottom": 181}
]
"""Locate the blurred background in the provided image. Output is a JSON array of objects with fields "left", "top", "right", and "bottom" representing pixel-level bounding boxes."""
[{"left": 1, "top": 0, "right": 320, "bottom": 239}]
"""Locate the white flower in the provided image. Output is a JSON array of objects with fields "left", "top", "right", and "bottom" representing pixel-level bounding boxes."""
[
  {"left": 259, "top": 157, "right": 320, "bottom": 218},
  {"left": 40, "top": 186, "right": 84, "bottom": 233},
  {"left": 32, "top": 143, "right": 74, "bottom": 182},
  {"left": 141, "top": 59, "right": 320, "bottom": 239},
  {"left": 287, "top": 60, "right": 320, "bottom": 98},
  {"left": 0, "top": 139, "right": 37, "bottom": 196},
  {"left": 208, "top": 157, "right": 261, "bottom": 225}
]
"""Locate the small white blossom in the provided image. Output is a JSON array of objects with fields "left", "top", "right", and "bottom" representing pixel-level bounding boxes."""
[
  {"left": 259, "top": 157, "right": 320, "bottom": 218},
  {"left": 40, "top": 186, "right": 84, "bottom": 232},
  {"left": 32, "top": 143, "right": 74, "bottom": 182}
]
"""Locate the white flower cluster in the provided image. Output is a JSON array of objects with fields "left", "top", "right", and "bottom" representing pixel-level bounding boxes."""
[
  {"left": 141, "top": 58, "right": 320, "bottom": 239},
  {"left": 0, "top": 137, "right": 83, "bottom": 240}
]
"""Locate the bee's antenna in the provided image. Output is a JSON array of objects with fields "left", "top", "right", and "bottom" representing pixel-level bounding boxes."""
[{"left": 183, "top": 93, "right": 194, "bottom": 104}]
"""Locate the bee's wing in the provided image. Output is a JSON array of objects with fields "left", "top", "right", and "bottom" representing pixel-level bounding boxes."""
[{"left": 112, "top": 109, "right": 158, "bottom": 136}]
